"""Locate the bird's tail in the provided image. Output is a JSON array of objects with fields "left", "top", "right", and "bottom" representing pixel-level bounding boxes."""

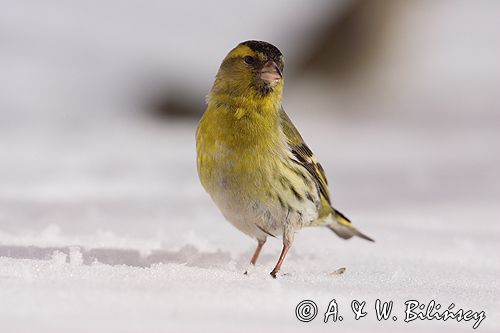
[{"left": 327, "top": 209, "right": 374, "bottom": 242}]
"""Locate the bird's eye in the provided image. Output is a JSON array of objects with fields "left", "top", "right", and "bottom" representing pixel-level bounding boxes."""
[{"left": 243, "top": 56, "right": 255, "bottom": 65}]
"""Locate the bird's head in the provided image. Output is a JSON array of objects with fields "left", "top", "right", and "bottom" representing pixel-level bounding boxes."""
[{"left": 211, "top": 40, "right": 284, "bottom": 99}]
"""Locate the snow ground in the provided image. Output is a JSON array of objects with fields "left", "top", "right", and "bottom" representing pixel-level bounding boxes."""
[{"left": 1, "top": 102, "right": 499, "bottom": 332}]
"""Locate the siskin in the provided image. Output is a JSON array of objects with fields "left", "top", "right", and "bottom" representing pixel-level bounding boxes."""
[{"left": 196, "top": 40, "right": 374, "bottom": 278}]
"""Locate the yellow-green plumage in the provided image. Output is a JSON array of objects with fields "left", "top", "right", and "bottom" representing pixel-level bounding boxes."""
[{"left": 196, "top": 41, "right": 373, "bottom": 277}]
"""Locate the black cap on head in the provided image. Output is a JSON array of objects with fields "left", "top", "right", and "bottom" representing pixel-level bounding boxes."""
[{"left": 241, "top": 40, "right": 283, "bottom": 65}]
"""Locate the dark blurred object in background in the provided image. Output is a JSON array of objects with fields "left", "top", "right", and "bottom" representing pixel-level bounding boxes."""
[
  {"left": 145, "top": 87, "right": 205, "bottom": 120},
  {"left": 298, "top": 0, "right": 395, "bottom": 83}
]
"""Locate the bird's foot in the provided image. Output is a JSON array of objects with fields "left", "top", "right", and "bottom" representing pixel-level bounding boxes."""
[{"left": 243, "top": 264, "right": 256, "bottom": 276}]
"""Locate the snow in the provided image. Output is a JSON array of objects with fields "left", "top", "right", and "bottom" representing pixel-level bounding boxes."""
[
  {"left": 1, "top": 107, "right": 499, "bottom": 332},
  {"left": 0, "top": 229, "right": 497, "bottom": 333}
]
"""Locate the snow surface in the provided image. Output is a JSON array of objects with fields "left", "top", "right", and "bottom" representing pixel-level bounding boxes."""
[{"left": 1, "top": 105, "right": 499, "bottom": 332}]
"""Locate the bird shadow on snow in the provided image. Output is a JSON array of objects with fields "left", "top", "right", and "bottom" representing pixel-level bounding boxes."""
[{"left": 0, "top": 244, "right": 237, "bottom": 269}]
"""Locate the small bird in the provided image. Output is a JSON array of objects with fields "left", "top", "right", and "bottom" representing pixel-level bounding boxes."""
[{"left": 196, "top": 40, "right": 373, "bottom": 278}]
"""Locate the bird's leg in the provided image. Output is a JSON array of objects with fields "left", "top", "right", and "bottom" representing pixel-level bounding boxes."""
[
  {"left": 250, "top": 239, "right": 266, "bottom": 266},
  {"left": 244, "top": 239, "right": 266, "bottom": 275},
  {"left": 270, "top": 242, "right": 290, "bottom": 278},
  {"left": 271, "top": 219, "right": 295, "bottom": 279}
]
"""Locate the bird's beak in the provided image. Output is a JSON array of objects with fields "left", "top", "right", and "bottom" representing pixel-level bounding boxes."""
[{"left": 260, "top": 60, "right": 282, "bottom": 84}]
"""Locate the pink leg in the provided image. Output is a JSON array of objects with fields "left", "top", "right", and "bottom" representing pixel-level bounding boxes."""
[
  {"left": 250, "top": 239, "right": 266, "bottom": 265},
  {"left": 270, "top": 241, "right": 291, "bottom": 278}
]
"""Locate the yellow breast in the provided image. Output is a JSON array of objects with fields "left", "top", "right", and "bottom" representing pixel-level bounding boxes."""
[{"left": 196, "top": 96, "right": 284, "bottom": 200}]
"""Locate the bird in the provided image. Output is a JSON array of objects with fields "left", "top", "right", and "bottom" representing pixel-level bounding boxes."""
[{"left": 196, "top": 40, "right": 374, "bottom": 278}]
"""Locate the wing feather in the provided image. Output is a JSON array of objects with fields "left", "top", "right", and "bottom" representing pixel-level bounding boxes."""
[
  {"left": 279, "top": 108, "right": 332, "bottom": 206},
  {"left": 279, "top": 108, "right": 375, "bottom": 242}
]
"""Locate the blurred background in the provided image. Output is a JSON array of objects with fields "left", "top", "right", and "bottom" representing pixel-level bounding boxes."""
[
  {"left": 1, "top": 0, "right": 498, "bottom": 248},
  {"left": 1, "top": 1, "right": 499, "bottom": 332}
]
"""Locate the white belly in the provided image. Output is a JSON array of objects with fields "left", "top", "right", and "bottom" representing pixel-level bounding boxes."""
[{"left": 209, "top": 182, "right": 319, "bottom": 241}]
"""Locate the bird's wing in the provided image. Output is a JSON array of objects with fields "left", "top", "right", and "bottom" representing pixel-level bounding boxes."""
[
  {"left": 279, "top": 108, "right": 332, "bottom": 209},
  {"left": 279, "top": 108, "right": 374, "bottom": 241}
]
